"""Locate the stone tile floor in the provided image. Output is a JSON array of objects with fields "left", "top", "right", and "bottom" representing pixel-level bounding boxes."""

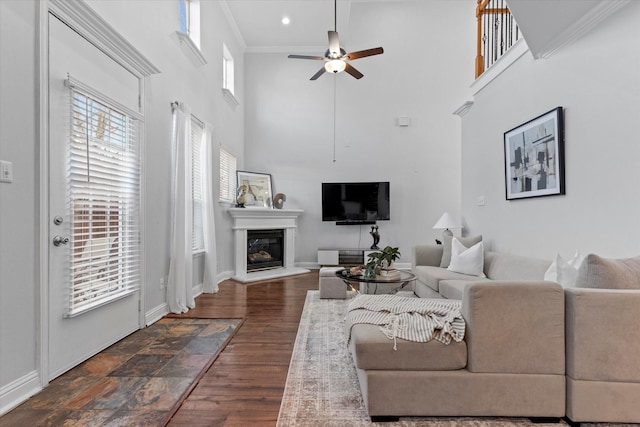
[{"left": 0, "top": 318, "right": 241, "bottom": 427}]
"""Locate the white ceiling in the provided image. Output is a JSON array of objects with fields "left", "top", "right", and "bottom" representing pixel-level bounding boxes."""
[
  {"left": 221, "top": 0, "right": 629, "bottom": 57},
  {"left": 221, "top": 0, "right": 414, "bottom": 53}
]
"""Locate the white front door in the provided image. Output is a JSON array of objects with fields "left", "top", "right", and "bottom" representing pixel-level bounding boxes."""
[{"left": 47, "top": 14, "right": 142, "bottom": 380}]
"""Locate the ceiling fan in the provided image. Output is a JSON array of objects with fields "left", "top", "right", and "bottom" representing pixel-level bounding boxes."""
[{"left": 287, "top": 0, "right": 384, "bottom": 80}]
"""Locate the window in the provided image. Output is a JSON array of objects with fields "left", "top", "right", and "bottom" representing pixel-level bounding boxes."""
[
  {"left": 178, "top": 0, "right": 201, "bottom": 49},
  {"left": 219, "top": 147, "right": 237, "bottom": 203},
  {"left": 68, "top": 86, "right": 140, "bottom": 316},
  {"left": 191, "top": 117, "right": 205, "bottom": 253},
  {"left": 222, "top": 43, "right": 235, "bottom": 95}
]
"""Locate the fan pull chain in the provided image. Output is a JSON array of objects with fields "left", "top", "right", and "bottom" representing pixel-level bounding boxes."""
[{"left": 333, "top": 74, "right": 337, "bottom": 162}]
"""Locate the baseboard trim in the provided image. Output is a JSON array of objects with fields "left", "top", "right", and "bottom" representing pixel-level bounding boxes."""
[
  {"left": 217, "top": 270, "right": 233, "bottom": 283},
  {"left": 145, "top": 302, "right": 169, "bottom": 326},
  {"left": 0, "top": 370, "right": 42, "bottom": 416}
]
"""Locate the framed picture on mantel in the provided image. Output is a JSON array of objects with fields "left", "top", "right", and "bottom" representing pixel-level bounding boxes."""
[
  {"left": 503, "top": 107, "right": 565, "bottom": 200},
  {"left": 236, "top": 171, "right": 273, "bottom": 208}
]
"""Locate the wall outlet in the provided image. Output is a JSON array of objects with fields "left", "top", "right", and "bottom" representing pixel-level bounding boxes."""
[
  {"left": 477, "top": 196, "right": 485, "bottom": 206},
  {"left": 159, "top": 277, "right": 165, "bottom": 289}
]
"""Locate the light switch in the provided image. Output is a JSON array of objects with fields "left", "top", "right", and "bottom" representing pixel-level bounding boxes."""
[
  {"left": 0, "top": 160, "right": 13, "bottom": 183},
  {"left": 477, "top": 196, "right": 485, "bottom": 206}
]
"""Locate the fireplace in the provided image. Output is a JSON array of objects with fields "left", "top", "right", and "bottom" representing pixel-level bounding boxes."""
[
  {"left": 228, "top": 208, "right": 309, "bottom": 282},
  {"left": 247, "top": 229, "right": 284, "bottom": 272}
]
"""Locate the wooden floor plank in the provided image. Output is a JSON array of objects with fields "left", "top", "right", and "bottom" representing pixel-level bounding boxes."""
[{"left": 166, "top": 271, "right": 317, "bottom": 427}]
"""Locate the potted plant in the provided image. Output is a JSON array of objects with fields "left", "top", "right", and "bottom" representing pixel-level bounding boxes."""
[{"left": 363, "top": 246, "right": 401, "bottom": 279}]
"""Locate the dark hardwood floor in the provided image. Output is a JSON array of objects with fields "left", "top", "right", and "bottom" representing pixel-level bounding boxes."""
[{"left": 166, "top": 271, "right": 318, "bottom": 427}]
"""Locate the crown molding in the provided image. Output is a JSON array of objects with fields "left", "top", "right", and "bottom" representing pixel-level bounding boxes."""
[
  {"left": 220, "top": 0, "right": 247, "bottom": 51},
  {"left": 47, "top": 0, "right": 160, "bottom": 76},
  {"left": 534, "top": 0, "right": 631, "bottom": 59},
  {"left": 453, "top": 101, "right": 474, "bottom": 117}
]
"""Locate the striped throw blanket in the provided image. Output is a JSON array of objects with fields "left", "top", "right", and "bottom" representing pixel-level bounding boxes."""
[{"left": 347, "top": 294, "right": 465, "bottom": 350}]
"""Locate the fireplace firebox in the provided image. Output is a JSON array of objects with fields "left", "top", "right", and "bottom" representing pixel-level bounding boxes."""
[{"left": 246, "top": 229, "right": 284, "bottom": 272}]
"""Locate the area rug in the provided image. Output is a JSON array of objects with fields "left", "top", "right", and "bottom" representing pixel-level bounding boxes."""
[
  {"left": 277, "top": 291, "right": 631, "bottom": 427},
  {"left": 1, "top": 318, "right": 241, "bottom": 427}
]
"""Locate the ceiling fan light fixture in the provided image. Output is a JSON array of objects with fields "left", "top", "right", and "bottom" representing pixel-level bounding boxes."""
[{"left": 324, "top": 59, "right": 346, "bottom": 74}]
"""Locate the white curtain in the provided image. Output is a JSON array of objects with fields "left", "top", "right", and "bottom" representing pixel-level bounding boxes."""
[
  {"left": 201, "top": 123, "right": 219, "bottom": 293},
  {"left": 168, "top": 103, "right": 194, "bottom": 313}
]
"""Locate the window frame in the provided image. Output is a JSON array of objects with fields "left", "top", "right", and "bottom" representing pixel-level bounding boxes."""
[
  {"left": 178, "top": 0, "right": 201, "bottom": 48},
  {"left": 176, "top": 0, "right": 206, "bottom": 65},
  {"left": 222, "top": 43, "right": 235, "bottom": 95}
]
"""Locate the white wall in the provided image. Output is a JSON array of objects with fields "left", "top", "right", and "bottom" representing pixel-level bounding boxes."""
[
  {"left": 0, "top": 0, "right": 39, "bottom": 398},
  {"left": 85, "top": 0, "right": 245, "bottom": 312},
  {"left": 461, "top": 1, "right": 640, "bottom": 259},
  {"left": 0, "top": 0, "right": 245, "bottom": 411},
  {"left": 244, "top": 1, "right": 475, "bottom": 265}
]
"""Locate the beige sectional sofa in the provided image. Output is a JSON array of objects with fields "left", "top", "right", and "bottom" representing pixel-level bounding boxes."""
[
  {"left": 348, "top": 242, "right": 640, "bottom": 425},
  {"left": 564, "top": 254, "right": 640, "bottom": 425}
]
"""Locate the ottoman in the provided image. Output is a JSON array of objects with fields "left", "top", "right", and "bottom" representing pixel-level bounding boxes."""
[{"left": 319, "top": 266, "right": 347, "bottom": 299}]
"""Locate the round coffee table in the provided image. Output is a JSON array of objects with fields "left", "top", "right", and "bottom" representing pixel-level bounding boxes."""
[{"left": 335, "top": 268, "right": 417, "bottom": 295}]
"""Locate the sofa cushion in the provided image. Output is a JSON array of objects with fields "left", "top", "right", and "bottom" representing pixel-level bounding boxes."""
[
  {"left": 483, "top": 251, "right": 551, "bottom": 281},
  {"left": 438, "top": 280, "right": 473, "bottom": 300},
  {"left": 575, "top": 253, "right": 640, "bottom": 289},
  {"left": 565, "top": 287, "right": 640, "bottom": 382},
  {"left": 447, "top": 239, "right": 486, "bottom": 277},
  {"left": 414, "top": 266, "right": 486, "bottom": 292},
  {"left": 349, "top": 324, "right": 467, "bottom": 371},
  {"left": 462, "top": 281, "right": 565, "bottom": 375},
  {"left": 544, "top": 251, "right": 584, "bottom": 288},
  {"left": 440, "top": 235, "right": 483, "bottom": 268}
]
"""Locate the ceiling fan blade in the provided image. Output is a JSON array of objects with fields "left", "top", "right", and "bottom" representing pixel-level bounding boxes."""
[
  {"left": 288, "top": 54, "right": 325, "bottom": 60},
  {"left": 344, "top": 63, "right": 364, "bottom": 79},
  {"left": 328, "top": 31, "right": 340, "bottom": 56},
  {"left": 310, "top": 67, "right": 326, "bottom": 80},
  {"left": 346, "top": 47, "right": 384, "bottom": 61}
]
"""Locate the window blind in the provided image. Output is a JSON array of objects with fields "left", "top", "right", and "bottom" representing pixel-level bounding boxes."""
[
  {"left": 67, "top": 85, "right": 140, "bottom": 317},
  {"left": 219, "top": 147, "right": 237, "bottom": 202},
  {"left": 191, "top": 118, "right": 205, "bottom": 252}
]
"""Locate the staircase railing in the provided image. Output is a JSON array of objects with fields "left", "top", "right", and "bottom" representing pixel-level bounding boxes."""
[{"left": 475, "top": 0, "right": 519, "bottom": 78}]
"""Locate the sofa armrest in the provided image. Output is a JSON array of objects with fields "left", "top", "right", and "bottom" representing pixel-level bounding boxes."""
[
  {"left": 462, "top": 281, "right": 565, "bottom": 375},
  {"left": 565, "top": 287, "right": 640, "bottom": 382},
  {"left": 412, "top": 245, "right": 443, "bottom": 269}
]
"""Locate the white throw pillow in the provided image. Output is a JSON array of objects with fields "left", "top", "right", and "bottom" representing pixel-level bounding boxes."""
[
  {"left": 447, "top": 238, "right": 486, "bottom": 277},
  {"left": 544, "top": 251, "right": 584, "bottom": 288}
]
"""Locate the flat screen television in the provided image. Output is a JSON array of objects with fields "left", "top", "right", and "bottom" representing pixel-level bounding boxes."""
[{"left": 322, "top": 182, "right": 390, "bottom": 224}]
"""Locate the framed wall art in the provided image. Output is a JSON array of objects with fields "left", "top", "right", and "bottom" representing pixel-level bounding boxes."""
[
  {"left": 504, "top": 107, "right": 565, "bottom": 200},
  {"left": 236, "top": 171, "right": 273, "bottom": 208}
]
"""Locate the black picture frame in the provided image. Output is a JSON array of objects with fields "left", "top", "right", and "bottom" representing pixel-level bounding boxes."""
[{"left": 504, "top": 107, "right": 565, "bottom": 200}]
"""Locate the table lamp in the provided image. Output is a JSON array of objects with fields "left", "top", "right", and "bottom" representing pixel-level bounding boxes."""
[{"left": 433, "top": 212, "right": 461, "bottom": 238}]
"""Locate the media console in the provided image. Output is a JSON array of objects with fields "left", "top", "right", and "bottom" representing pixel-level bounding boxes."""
[{"left": 317, "top": 248, "right": 379, "bottom": 266}]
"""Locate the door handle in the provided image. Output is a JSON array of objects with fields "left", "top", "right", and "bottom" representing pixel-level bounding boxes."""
[{"left": 53, "top": 235, "right": 69, "bottom": 246}]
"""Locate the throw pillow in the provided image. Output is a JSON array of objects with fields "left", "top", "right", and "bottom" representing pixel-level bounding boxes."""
[
  {"left": 440, "top": 234, "right": 483, "bottom": 268},
  {"left": 447, "top": 238, "right": 486, "bottom": 277},
  {"left": 544, "top": 251, "right": 584, "bottom": 288},
  {"left": 575, "top": 253, "right": 640, "bottom": 289}
]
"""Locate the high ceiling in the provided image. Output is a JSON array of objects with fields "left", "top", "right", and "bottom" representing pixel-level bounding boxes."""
[
  {"left": 221, "top": 0, "right": 412, "bottom": 53},
  {"left": 221, "top": 0, "right": 627, "bottom": 58}
]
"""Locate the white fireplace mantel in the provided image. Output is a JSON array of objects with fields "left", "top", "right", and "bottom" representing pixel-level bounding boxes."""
[{"left": 228, "top": 208, "right": 309, "bottom": 282}]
